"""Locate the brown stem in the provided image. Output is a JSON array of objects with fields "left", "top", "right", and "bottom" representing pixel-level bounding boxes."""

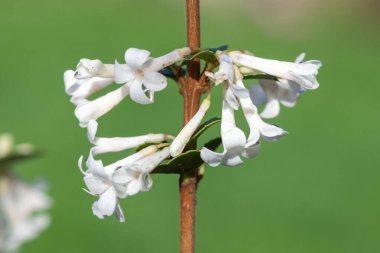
[{"left": 180, "top": 0, "right": 201, "bottom": 253}]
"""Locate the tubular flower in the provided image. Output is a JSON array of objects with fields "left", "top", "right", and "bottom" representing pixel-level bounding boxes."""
[
  {"left": 249, "top": 53, "right": 310, "bottom": 118},
  {"left": 229, "top": 51, "right": 321, "bottom": 90},
  {"left": 64, "top": 59, "right": 114, "bottom": 106},
  {"left": 114, "top": 47, "right": 191, "bottom": 104},
  {"left": 112, "top": 147, "right": 170, "bottom": 196},
  {"left": 86, "top": 120, "right": 172, "bottom": 156},
  {"left": 79, "top": 145, "right": 168, "bottom": 221},
  {"left": 170, "top": 96, "right": 211, "bottom": 157},
  {"left": 200, "top": 98, "right": 260, "bottom": 167}
]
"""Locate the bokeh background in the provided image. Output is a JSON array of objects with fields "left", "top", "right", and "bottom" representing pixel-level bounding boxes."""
[{"left": 1, "top": 0, "right": 379, "bottom": 252}]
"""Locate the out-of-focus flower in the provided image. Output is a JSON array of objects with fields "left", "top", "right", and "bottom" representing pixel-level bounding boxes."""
[
  {"left": 114, "top": 47, "right": 191, "bottom": 104},
  {"left": 0, "top": 175, "right": 51, "bottom": 252}
]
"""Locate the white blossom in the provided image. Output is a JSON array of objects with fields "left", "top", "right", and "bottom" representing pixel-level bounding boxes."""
[
  {"left": 79, "top": 146, "right": 169, "bottom": 221},
  {"left": 229, "top": 51, "right": 321, "bottom": 90},
  {"left": 249, "top": 53, "right": 311, "bottom": 118},
  {"left": 170, "top": 96, "right": 211, "bottom": 157},
  {"left": 201, "top": 98, "right": 260, "bottom": 167},
  {"left": 114, "top": 47, "right": 191, "bottom": 104},
  {"left": 87, "top": 120, "right": 172, "bottom": 156},
  {"left": 0, "top": 174, "right": 51, "bottom": 252}
]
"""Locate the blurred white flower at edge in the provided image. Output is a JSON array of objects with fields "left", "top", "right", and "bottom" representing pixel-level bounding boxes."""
[{"left": 0, "top": 133, "right": 51, "bottom": 253}]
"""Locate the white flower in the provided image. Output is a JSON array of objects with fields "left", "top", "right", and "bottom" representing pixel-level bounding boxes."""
[
  {"left": 64, "top": 59, "right": 114, "bottom": 106},
  {"left": 236, "top": 79, "right": 288, "bottom": 146},
  {"left": 87, "top": 120, "right": 172, "bottom": 156},
  {"left": 170, "top": 96, "right": 211, "bottom": 157},
  {"left": 200, "top": 99, "right": 260, "bottom": 167},
  {"left": 206, "top": 53, "right": 249, "bottom": 110},
  {"left": 74, "top": 84, "right": 129, "bottom": 127},
  {"left": 229, "top": 51, "right": 321, "bottom": 90},
  {"left": 249, "top": 53, "right": 309, "bottom": 118},
  {"left": 79, "top": 146, "right": 169, "bottom": 221},
  {"left": 112, "top": 147, "right": 170, "bottom": 195},
  {"left": 0, "top": 174, "right": 51, "bottom": 252},
  {"left": 114, "top": 47, "right": 191, "bottom": 104},
  {"left": 74, "top": 59, "right": 114, "bottom": 79},
  {"left": 64, "top": 70, "right": 114, "bottom": 106}
]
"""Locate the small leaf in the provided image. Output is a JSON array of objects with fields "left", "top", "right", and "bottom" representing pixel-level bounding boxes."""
[
  {"left": 152, "top": 150, "right": 203, "bottom": 174},
  {"left": 243, "top": 74, "right": 277, "bottom": 81},
  {"left": 206, "top": 45, "right": 228, "bottom": 53},
  {"left": 192, "top": 117, "right": 221, "bottom": 141},
  {"left": 152, "top": 137, "right": 222, "bottom": 174}
]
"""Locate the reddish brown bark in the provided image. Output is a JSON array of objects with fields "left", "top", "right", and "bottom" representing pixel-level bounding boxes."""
[{"left": 180, "top": 0, "right": 201, "bottom": 253}]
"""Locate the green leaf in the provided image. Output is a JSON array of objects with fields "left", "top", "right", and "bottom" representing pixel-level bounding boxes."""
[
  {"left": 191, "top": 117, "right": 221, "bottom": 141},
  {"left": 206, "top": 45, "right": 228, "bottom": 53},
  {"left": 243, "top": 74, "right": 277, "bottom": 80},
  {"left": 152, "top": 150, "right": 203, "bottom": 174},
  {"left": 152, "top": 137, "right": 222, "bottom": 174}
]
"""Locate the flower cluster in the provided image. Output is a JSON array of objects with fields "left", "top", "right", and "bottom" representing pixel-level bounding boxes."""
[
  {"left": 64, "top": 46, "right": 321, "bottom": 222},
  {"left": 0, "top": 134, "right": 51, "bottom": 252},
  {"left": 201, "top": 51, "right": 321, "bottom": 166}
]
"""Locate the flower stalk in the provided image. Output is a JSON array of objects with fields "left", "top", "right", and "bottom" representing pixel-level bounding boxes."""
[{"left": 180, "top": 1, "right": 202, "bottom": 253}]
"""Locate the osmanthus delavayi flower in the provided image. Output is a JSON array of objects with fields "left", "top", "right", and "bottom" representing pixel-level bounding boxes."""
[
  {"left": 201, "top": 98, "right": 260, "bottom": 167},
  {"left": 229, "top": 51, "right": 321, "bottom": 90},
  {"left": 87, "top": 120, "right": 173, "bottom": 156},
  {"left": 206, "top": 53, "right": 250, "bottom": 110},
  {"left": 79, "top": 145, "right": 170, "bottom": 222},
  {"left": 249, "top": 53, "right": 314, "bottom": 118},
  {"left": 170, "top": 96, "right": 211, "bottom": 157},
  {"left": 64, "top": 59, "right": 114, "bottom": 106},
  {"left": 114, "top": 47, "right": 191, "bottom": 104}
]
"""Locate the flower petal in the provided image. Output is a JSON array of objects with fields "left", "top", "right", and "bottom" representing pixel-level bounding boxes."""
[
  {"left": 96, "top": 187, "right": 117, "bottom": 216},
  {"left": 143, "top": 71, "right": 167, "bottom": 92},
  {"left": 74, "top": 84, "right": 129, "bottom": 127},
  {"left": 139, "top": 173, "right": 153, "bottom": 192},
  {"left": 225, "top": 87, "right": 240, "bottom": 110},
  {"left": 200, "top": 147, "right": 225, "bottom": 167},
  {"left": 83, "top": 175, "right": 109, "bottom": 195},
  {"left": 129, "top": 79, "right": 153, "bottom": 104},
  {"left": 242, "top": 142, "right": 261, "bottom": 158},
  {"left": 114, "top": 203, "right": 125, "bottom": 222},
  {"left": 125, "top": 48, "right": 151, "bottom": 69},
  {"left": 249, "top": 84, "right": 267, "bottom": 107},
  {"left": 112, "top": 168, "right": 137, "bottom": 185},
  {"left": 92, "top": 201, "right": 104, "bottom": 219},
  {"left": 222, "top": 153, "right": 244, "bottom": 167},
  {"left": 126, "top": 179, "right": 142, "bottom": 196},
  {"left": 114, "top": 60, "right": 134, "bottom": 84},
  {"left": 260, "top": 98, "right": 280, "bottom": 119}
]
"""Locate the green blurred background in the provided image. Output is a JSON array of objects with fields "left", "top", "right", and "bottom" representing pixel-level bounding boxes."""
[{"left": 1, "top": 0, "right": 379, "bottom": 252}]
